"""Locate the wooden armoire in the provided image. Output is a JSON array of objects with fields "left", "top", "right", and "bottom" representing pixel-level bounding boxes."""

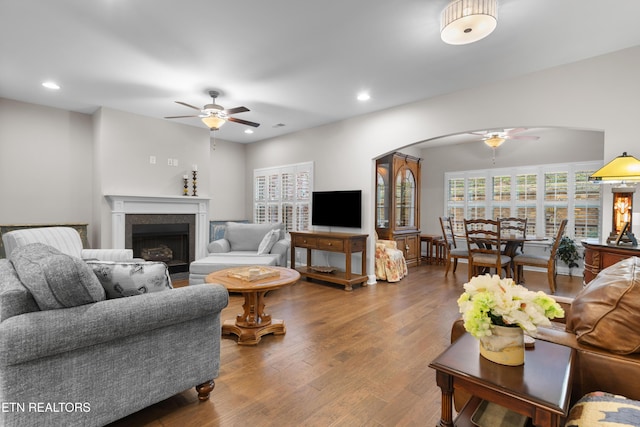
[{"left": 375, "top": 152, "right": 422, "bottom": 267}]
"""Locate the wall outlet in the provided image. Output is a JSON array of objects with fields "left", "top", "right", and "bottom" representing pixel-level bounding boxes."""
[
  {"left": 149, "top": 155, "right": 156, "bottom": 164},
  {"left": 167, "top": 158, "right": 173, "bottom": 166},
  {"left": 173, "top": 158, "right": 179, "bottom": 166}
]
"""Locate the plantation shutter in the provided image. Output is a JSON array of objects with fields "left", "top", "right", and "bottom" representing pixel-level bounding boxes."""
[{"left": 253, "top": 162, "right": 314, "bottom": 233}]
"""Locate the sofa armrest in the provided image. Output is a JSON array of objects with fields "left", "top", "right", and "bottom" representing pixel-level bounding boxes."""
[
  {"left": 0, "top": 284, "right": 229, "bottom": 365},
  {"left": 550, "top": 295, "right": 573, "bottom": 324},
  {"left": 81, "top": 248, "right": 134, "bottom": 261},
  {"left": 270, "top": 239, "right": 290, "bottom": 266},
  {"left": 208, "top": 239, "right": 231, "bottom": 253}
]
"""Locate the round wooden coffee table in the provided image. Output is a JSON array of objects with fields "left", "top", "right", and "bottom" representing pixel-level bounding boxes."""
[{"left": 205, "top": 266, "right": 300, "bottom": 345}]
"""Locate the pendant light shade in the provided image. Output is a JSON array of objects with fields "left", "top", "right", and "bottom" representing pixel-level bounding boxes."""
[
  {"left": 589, "top": 152, "right": 640, "bottom": 183},
  {"left": 201, "top": 115, "right": 226, "bottom": 130},
  {"left": 483, "top": 135, "right": 505, "bottom": 148},
  {"left": 441, "top": 0, "right": 498, "bottom": 45}
]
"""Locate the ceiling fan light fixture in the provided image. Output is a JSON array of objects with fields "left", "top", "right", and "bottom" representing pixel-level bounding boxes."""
[
  {"left": 201, "top": 115, "right": 226, "bottom": 130},
  {"left": 441, "top": 0, "right": 498, "bottom": 45},
  {"left": 484, "top": 135, "right": 505, "bottom": 148}
]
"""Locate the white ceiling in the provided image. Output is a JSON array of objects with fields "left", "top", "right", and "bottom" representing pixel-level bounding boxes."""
[{"left": 2, "top": 0, "right": 640, "bottom": 143}]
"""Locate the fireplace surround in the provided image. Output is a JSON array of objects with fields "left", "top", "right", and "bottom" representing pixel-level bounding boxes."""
[{"left": 107, "top": 195, "right": 210, "bottom": 262}]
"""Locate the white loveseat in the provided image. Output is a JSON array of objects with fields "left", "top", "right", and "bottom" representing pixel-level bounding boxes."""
[{"left": 189, "top": 222, "right": 290, "bottom": 285}]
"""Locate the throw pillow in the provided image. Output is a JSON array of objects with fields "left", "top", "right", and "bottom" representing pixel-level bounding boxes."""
[
  {"left": 86, "top": 260, "right": 173, "bottom": 299},
  {"left": 566, "top": 256, "right": 640, "bottom": 354},
  {"left": 257, "top": 229, "right": 280, "bottom": 255},
  {"left": 9, "top": 243, "right": 106, "bottom": 310},
  {"left": 565, "top": 391, "right": 640, "bottom": 427}
]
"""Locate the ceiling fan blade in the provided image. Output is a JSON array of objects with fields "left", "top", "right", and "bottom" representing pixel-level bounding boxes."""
[
  {"left": 509, "top": 135, "right": 540, "bottom": 140},
  {"left": 504, "top": 127, "right": 527, "bottom": 135},
  {"left": 228, "top": 117, "right": 260, "bottom": 127},
  {"left": 164, "top": 115, "right": 200, "bottom": 119},
  {"left": 225, "top": 106, "right": 250, "bottom": 115},
  {"left": 175, "top": 101, "right": 202, "bottom": 111}
]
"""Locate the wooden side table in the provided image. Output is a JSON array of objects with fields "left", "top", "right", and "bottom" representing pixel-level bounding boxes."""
[
  {"left": 420, "top": 234, "right": 445, "bottom": 264},
  {"left": 429, "top": 333, "right": 574, "bottom": 427}
]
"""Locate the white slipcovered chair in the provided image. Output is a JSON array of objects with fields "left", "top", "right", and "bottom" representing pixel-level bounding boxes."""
[{"left": 2, "top": 226, "right": 134, "bottom": 261}]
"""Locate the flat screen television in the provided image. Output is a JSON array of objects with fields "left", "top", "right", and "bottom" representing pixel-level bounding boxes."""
[{"left": 311, "top": 190, "right": 362, "bottom": 228}]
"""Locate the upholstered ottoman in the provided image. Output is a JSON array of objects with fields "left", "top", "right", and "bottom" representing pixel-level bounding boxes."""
[{"left": 189, "top": 255, "right": 279, "bottom": 285}]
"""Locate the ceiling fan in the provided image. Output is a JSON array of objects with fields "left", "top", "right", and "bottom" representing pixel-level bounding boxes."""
[
  {"left": 469, "top": 128, "right": 540, "bottom": 148},
  {"left": 164, "top": 90, "right": 260, "bottom": 131}
]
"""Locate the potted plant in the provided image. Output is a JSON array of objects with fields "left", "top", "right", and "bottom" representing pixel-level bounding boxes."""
[
  {"left": 557, "top": 236, "right": 580, "bottom": 276},
  {"left": 457, "top": 274, "right": 564, "bottom": 366}
]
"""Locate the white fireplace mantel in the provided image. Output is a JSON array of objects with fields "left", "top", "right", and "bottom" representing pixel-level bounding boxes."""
[{"left": 106, "top": 195, "right": 210, "bottom": 259}]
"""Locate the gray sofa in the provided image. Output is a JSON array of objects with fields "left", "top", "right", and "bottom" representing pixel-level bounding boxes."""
[
  {"left": 0, "top": 243, "right": 229, "bottom": 427},
  {"left": 189, "top": 222, "right": 290, "bottom": 284}
]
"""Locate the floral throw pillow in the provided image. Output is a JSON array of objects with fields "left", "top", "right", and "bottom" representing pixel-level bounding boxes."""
[{"left": 86, "top": 261, "right": 173, "bottom": 299}]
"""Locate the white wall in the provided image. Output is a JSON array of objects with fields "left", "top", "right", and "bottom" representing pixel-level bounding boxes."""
[
  {"left": 2, "top": 46, "right": 639, "bottom": 272},
  {"left": 0, "top": 100, "right": 248, "bottom": 248},
  {"left": 0, "top": 98, "right": 94, "bottom": 235},
  {"left": 246, "top": 46, "right": 640, "bottom": 278},
  {"left": 209, "top": 138, "right": 247, "bottom": 221},
  {"left": 93, "top": 107, "right": 212, "bottom": 246},
  {"left": 420, "top": 128, "right": 605, "bottom": 235}
]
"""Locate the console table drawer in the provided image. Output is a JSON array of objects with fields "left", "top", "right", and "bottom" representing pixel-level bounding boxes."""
[
  {"left": 293, "top": 236, "right": 318, "bottom": 248},
  {"left": 318, "top": 238, "right": 344, "bottom": 251}
]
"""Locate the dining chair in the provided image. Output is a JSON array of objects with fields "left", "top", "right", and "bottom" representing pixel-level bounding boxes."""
[
  {"left": 439, "top": 216, "right": 469, "bottom": 276},
  {"left": 512, "top": 219, "right": 568, "bottom": 294},
  {"left": 464, "top": 218, "right": 512, "bottom": 281},
  {"left": 498, "top": 217, "right": 527, "bottom": 255},
  {"left": 498, "top": 217, "right": 527, "bottom": 278}
]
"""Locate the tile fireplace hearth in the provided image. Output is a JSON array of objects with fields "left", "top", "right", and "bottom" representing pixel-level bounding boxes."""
[{"left": 107, "top": 195, "right": 210, "bottom": 262}]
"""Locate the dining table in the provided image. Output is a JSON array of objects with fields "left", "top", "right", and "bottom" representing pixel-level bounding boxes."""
[
  {"left": 500, "top": 236, "right": 548, "bottom": 257},
  {"left": 456, "top": 234, "right": 548, "bottom": 255},
  {"left": 455, "top": 234, "right": 549, "bottom": 278}
]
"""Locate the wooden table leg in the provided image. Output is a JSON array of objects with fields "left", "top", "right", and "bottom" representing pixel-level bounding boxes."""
[
  {"left": 435, "top": 370, "right": 455, "bottom": 427},
  {"left": 222, "top": 290, "right": 286, "bottom": 345}
]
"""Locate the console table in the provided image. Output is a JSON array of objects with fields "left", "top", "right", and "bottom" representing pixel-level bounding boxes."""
[
  {"left": 582, "top": 238, "right": 640, "bottom": 284},
  {"left": 289, "top": 231, "right": 368, "bottom": 291}
]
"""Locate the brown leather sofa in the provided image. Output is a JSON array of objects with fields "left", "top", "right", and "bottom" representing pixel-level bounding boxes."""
[{"left": 451, "top": 256, "right": 640, "bottom": 412}]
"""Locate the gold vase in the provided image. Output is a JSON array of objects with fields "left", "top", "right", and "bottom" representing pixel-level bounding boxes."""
[{"left": 479, "top": 325, "right": 525, "bottom": 366}]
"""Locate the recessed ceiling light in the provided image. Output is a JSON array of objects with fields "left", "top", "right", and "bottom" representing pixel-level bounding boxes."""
[
  {"left": 357, "top": 92, "right": 370, "bottom": 101},
  {"left": 244, "top": 129, "right": 254, "bottom": 134},
  {"left": 42, "top": 81, "right": 60, "bottom": 90}
]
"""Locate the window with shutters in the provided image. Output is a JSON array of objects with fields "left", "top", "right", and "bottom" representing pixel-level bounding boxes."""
[
  {"left": 574, "top": 170, "right": 601, "bottom": 238},
  {"left": 516, "top": 173, "right": 537, "bottom": 236},
  {"left": 447, "top": 178, "right": 465, "bottom": 234},
  {"left": 466, "top": 176, "right": 486, "bottom": 221},
  {"left": 445, "top": 161, "right": 602, "bottom": 239},
  {"left": 254, "top": 162, "right": 313, "bottom": 234}
]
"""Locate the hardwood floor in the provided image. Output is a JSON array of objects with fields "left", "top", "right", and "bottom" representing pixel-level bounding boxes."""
[{"left": 107, "top": 263, "right": 583, "bottom": 427}]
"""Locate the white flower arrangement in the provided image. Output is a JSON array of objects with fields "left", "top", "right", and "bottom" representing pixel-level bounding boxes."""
[{"left": 457, "top": 274, "right": 565, "bottom": 338}]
